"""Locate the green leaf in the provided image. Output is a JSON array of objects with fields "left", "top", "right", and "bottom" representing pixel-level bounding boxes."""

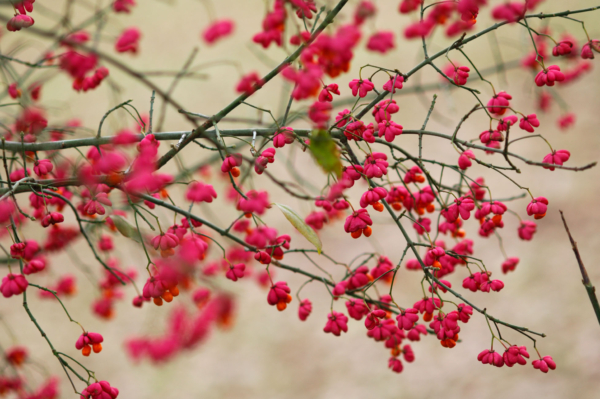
[
  {"left": 110, "top": 215, "right": 142, "bottom": 243},
  {"left": 275, "top": 203, "right": 322, "bottom": 254},
  {"left": 308, "top": 129, "right": 342, "bottom": 178}
]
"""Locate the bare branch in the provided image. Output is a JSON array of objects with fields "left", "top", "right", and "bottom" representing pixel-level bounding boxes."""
[{"left": 559, "top": 210, "right": 600, "bottom": 327}]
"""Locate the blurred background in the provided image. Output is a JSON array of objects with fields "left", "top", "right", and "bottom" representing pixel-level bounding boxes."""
[{"left": 0, "top": 0, "right": 599, "bottom": 398}]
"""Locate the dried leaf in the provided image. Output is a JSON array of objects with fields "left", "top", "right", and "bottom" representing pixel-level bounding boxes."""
[
  {"left": 275, "top": 203, "right": 322, "bottom": 254},
  {"left": 110, "top": 215, "right": 142, "bottom": 243}
]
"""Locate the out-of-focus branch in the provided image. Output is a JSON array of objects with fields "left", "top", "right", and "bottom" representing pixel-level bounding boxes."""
[
  {"left": 155, "top": 47, "right": 200, "bottom": 132},
  {"left": 0, "top": 13, "right": 200, "bottom": 128}
]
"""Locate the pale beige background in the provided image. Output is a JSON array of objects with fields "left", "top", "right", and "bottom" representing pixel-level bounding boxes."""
[{"left": 1, "top": 0, "right": 599, "bottom": 398}]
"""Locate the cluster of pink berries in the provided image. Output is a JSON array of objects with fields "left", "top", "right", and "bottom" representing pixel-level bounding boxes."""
[
  {"left": 6, "top": 0, "right": 36, "bottom": 32},
  {"left": 478, "top": 346, "right": 556, "bottom": 373},
  {"left": 3, "top": 0, "right": 599, "bottom": 393}
]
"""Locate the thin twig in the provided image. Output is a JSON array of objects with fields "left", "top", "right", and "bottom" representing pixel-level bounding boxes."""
[{"left": 559, "top": 210, "right": 600, "bottom": 326}]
